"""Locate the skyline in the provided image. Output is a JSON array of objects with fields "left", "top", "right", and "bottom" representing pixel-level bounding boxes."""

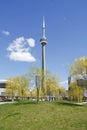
[{"left": 0, "top": 0, "right": 87, "bottom": 89}]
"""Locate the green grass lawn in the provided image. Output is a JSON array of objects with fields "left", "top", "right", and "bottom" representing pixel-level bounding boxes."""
[{"left": 0, "top": 100, "right": 87, "bottom": 130}]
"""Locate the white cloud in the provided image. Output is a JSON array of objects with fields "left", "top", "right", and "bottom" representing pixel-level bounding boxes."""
[
  {"left": 27, "top": 38, "right": 35, "bottom": 47},
  {"left": 7, "top": 37, "right": 36, "bottom": 62},
  {"left": 7, "top": 37, "right": 25, "bottom": 52},
  {"left": 2, "top": 30, "right": 10, "bottom": 36},
  {"left": 9, "top": 52, "right": 35, "bottom": 62},
  {"left": 59, "top": 80, "right": 68, "bottom": 90},
  {"left": 60, "top": 80, "right": 68, "bottom": 85}
]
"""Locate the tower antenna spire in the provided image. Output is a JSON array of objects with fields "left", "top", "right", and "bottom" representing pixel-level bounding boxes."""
[
  {"left": 42, "top": 16, "right": 46, "bottom": 38},
  {"left": 43, "top": 16, "right": 45, "bottom": 28}
]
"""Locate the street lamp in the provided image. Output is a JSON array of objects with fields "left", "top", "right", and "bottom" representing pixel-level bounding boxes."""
[{"left": 35, "top": 75, "right": 40, "bottom": 103}]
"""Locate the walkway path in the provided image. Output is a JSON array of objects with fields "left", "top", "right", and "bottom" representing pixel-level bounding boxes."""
[
  {"left": 0, "top": 102, "right": 14, "bottom": 105},
  {"left": 76, "top": 102, "right": 87, "bottom": 105}
]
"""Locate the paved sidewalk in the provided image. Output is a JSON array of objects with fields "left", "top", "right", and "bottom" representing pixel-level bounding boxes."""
[
  {"left": 0, "top": 102, "right": 14, "bottom": 105},
  {"left": 76, "top": 102, "right": 87, "bottom": 105}
]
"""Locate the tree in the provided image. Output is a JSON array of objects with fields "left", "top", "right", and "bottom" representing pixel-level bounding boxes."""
[
  {"left": 27, "top": 66, "right": 47, "bottom": 98},
  {"left": 69, "top": 57, "right": 87, "bottom": 79},
  {"left": 29, "top": 73, "right": 61, "bottom": 101},
  {"left": 27, "top": 66, "right": 65, "bottom": 101},
  {"left": 68, "top": 82, "right": 83, "bottom": 102},
  {"left": 6, "top": 77, "right": 19, "bottom": 102},
  {"left": 68, "top": 57, "right": 87, "bottom": 102},
  {"left": 58, "top": 86, "right": 67, "bottom": 100},
  {"left": 6, "top": 75, "right": 29, "bottom": 100},
  {"left": 45, "top": 74, "right": 60, "bottom": 101},
  {"left": 27, "top": 67, "right": 41, "bottom": 88},
  {"left": 18, "top": 75, "right": 29, "bottom": 100}
]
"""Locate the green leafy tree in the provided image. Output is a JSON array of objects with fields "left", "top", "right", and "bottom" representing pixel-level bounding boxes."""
[
  {"left": 45, "top": 74, "right": 60, "bottom": 101},
  {"left": 69, "top": 57, "right": 87, "bottom": 78},
  {"left": 6, "top": 76, "right": 29, "bottom": 100},
  {"left": 58, "top": 86, "right": 67, "bottom": 100},
  {"left": 27, "top": 66, "right": 64, "bottom": 101},
  {"left": 18, "top": 76, "right": 29, "bottom": 100},
  {"left": 68, "top": 57, "right": 87, "bottom": 102},
  {"left": 6, "top": 77, "right": 19, "bottom": 102},
  {"left": 68, "top": 82, "right": 83, "bottom": 102},
  {"left": 27, "top": 66, "right": 47, "bottom": 98}
]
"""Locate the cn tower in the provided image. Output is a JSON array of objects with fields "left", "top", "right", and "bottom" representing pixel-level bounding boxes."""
[{"left": 40, "top": 17, "right": 47, "bottom": 91}]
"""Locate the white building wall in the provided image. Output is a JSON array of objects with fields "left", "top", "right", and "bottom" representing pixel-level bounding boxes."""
[
  {"left": 0, "top": 80, "right": 7, "bottom": 96},
  {"left": 0, "top": 88, "right": 6, "bottom": 96}
]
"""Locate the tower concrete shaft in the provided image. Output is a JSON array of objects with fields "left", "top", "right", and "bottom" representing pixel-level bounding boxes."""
[
  {"left": 42, "top": 45, "right": 46, "bottom": 72},
  {"left": 40, "top": 17, "right": 47, "bottom": 92}
]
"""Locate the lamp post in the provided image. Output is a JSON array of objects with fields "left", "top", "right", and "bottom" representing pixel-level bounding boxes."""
[{"left": 35, "top": 75, "right": 40, "bottom": 103}]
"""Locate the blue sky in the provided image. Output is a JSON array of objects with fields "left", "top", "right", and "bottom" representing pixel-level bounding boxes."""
[{"left": 0, "top": 0, "right": 87, "bottom": 89}]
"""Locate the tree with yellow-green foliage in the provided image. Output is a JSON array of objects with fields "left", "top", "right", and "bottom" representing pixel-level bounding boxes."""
[
  {"left": 6, "top": 75, "right": 29, "bottom": 101},
  {"left": 6, "top": 67, "right": 67, "bottom": 102},
  {"left": 18, "top": 76, "right": 29, "bottom": 99},
  {"left": 68, "top": 57, "right": 87, "bottom": 102},
  {"left": 44, "top": 73, "right": 67, "bottom": 100},
  {"left": 45, "top": 74, "right": 59, "bottom": 101},
  {"left": 68, "top": 82, "right": 83, "bottom": 102},
  {"left": 27, "top": 66, "right": 67, "bottom": 101},
  {"left": 68, "top": 57, "right": 87, "bottom": 78},
  {"left": 6, "top": 77, "right": 19, "bottom": 102},
  {"left": 57, "top": 86, "right": 67, "bottom": 100}
]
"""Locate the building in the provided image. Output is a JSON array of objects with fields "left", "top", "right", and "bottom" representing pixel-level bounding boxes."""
[
  {"left": 68, "top": 75, "right": 87, "bottom": 100},
  {"left": 0, "top": 80, "right": 6, "bottom": 99}
]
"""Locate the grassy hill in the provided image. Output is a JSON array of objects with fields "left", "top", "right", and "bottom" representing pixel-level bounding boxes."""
[{"left": 0, "top": 100, "right": 87, "bottom": 130}]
